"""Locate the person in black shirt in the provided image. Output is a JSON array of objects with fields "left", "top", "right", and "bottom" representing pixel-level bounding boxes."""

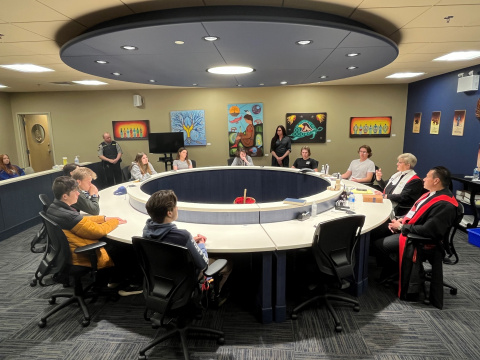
[
  {"left": 270, "top": 125, "right": 291, "bottom": 167},
  {"left": 98, "top": 132, "right": 122, "bottom": 186},
  {"left": 291, "top": 146, "right": 318, "bottom": 171}
]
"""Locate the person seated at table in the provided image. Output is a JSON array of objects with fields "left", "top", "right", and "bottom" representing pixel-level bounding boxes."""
[
  {"left": 173, "top": 147, "right": 193, "bottom": 170},
  {"left": 130, "top": 152, "right": 157, "bottom": 181},
  {"left": 71, "top": 167, "right": 101, "bottom": 215},
  {"left": 46, "top": 176, "right": 133, "bottom": 289},
  {"left": 143, "top": 189, "right": 232, "bottom": 307},
  {"left": 231, "top": 148, "right": 254, "bottom": 166},
  {"left": 63, "top": 163, "right": 79, "bottom": 176},
  {"left": 374, "top": 153, "right": 424, "bottom": 215},
  {"left": 341, "top": 145, "right": 375, "bottom": 183},
  {"left": 0, "top": 154, "right": 25, "bottom": 180},
  {"left": 291, "top": 146, "right": 318, "bottom": 172}
]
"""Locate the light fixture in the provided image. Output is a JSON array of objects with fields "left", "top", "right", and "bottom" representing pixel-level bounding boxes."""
[
  {"left": 207, "top": 66, "right": 254, "bottom": 75},
  {"left": 296, "top": 40, "right": 312, "bottom": 45},
  {"left": 0, "top": 84, "right": 8, "bottom": 88},
  {"left": 468, "top": 70, "right": 475, "bottom": 76},
  {"left": 203, "top": 36, "right": 219, "bottom": 41},
  {"left": 72, "top": 80, "right": 108, "bottom": 85},
  {"left": 458, "top": 73, "right": 464, "bottom": 78},
  {"left": 95, "top": 60, "right": 108, "bottom": 64},
  {"left": 149, "top": 79, "right": 156, "bottom": 83},
  {"left": 121, "top": 45, "right": 138, "bottom": 50},
  {"left": 434, "top": 51, "right": 480, "bottom": 61},
  {"left": 259, "top": 83, "right": 265, "bottom": 86},
  {"left": 319, "top": 75, "right": 328, "bottom": 79},
  {"left": 280, "top": 81, "right": 288, "bottom": 85},
  {"left": 346, "top": 53, "right": 360, "bottom": 57},
  {"left": 192, "top": 83, "right": 198, "bottom": 86},
  {"left": 347, "top": 66, "right": 358, "bottom": 70},
  {"left": 237, "top": 84, "right": 242, "bottom": 87},
  {"left": 0, "top": 64, "right": 54, "bottom": 73},
  {"left": 112, "top": 72, "right": 121, "bottom": 76},
  {"left": 386, "top": 72, "right": 425, "bottom": 79},
  {"left": 174, "top": 40, "right": 185, "bottom": 45}
]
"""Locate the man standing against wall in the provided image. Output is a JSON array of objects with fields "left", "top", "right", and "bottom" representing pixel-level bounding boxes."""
[{"left": 98, "top": 132, "right": 122, "bottom": 187}]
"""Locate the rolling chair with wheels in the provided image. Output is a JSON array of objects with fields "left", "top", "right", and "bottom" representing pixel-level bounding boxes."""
[
  {"left": 36, "top": 211, "right": 108, "bottom": 328},
  {"left": 291, "top": 215, "right": 365, "bottom": 332},
  {"left": 30, "top": 194, "right": 53, "bottom": 286},
  {"left": 227, "top": 158, "right": 234, "bottom": 166},
  {"left": 190, "top": 159, "right": 196, "bottom": 168},
  {"left": 402, "top": 203, "right": 463, "bottom": 309},
  {"left": 121, "top": 165, "right": 131, "bottom": 182},
  {"left": 132, "top": 236, "right": 226, "bottom": 360}
]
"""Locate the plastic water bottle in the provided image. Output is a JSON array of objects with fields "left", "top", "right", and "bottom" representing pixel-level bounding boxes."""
[
  {"left": 348, "top": 192, "right": 355, "bottom": 210},
  {"left": 74, "top": 156, "right": 80, "bottom": 165},
  {"left": 325, "top": 164, "right": 329, "bottom": 175},
  {"left": 320, "top": 165, "right": 325, "bottom": 174},
  {"left": 474, "top": 167, "right": 479, "bottom": 181},
  {"left": 311, "top": 201, "right": 317, "bottom": 217}
]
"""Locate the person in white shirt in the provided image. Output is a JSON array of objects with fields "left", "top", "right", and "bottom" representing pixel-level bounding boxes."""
[{"left": 341, "top": 145, "right": 375, "bottom": 183}]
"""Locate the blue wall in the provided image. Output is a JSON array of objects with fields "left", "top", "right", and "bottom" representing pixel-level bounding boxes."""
[{"left": 404, "top": 65, "right": 480, "bottom": 178}]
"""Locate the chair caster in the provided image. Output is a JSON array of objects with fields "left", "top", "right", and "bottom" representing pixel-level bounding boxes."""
[
  {"left": 423, "top": 298, "right": 430, "bottom": 305},
  {"left": 48, "top": 297, "right": 56, "bottom": 305},
  {"left": 138, "top": 353, "right": 147, "bottom": 360},
  {"left": 335, "top": 325, "right": 343, "bottom": 333},
  {"left": 81, "top": 319, "right": 90, "bottom": 327},
  {"left": 291, "top": 313, "right": 298, "bottom": 320},
  {"left": 353, "top": 305, "right": 360, "bottom": 312},
  {"left": 38, "top": 319, "right": 47, "bottom": 328},
  {"left": 217, "top": 337, "right": 225, "bottom": 345},
  {"left": 30, "top": 279, "right": 37, "bottom": 287},
  {"left": 450, "top": 288, "right": 457, "bottom": 295}
]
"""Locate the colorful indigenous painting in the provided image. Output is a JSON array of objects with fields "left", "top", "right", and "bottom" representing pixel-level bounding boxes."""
[
  {"left": 349, "top": 116, "right": 391, "bottom": 138},
  {"left": 412, "top": 112, "right": 421, "bottom": 133},
  {"left": 430, "top": 111, "right": 441, "bottom": 135},
  {"left": 227, "top": 103, "right": 264, "bottom": 157},
  {"left": 285, "top": 113, "right": 326, "bottom": 143},
  {"left": 170, "top": 110, "right": 206, "bottom": 146},
  {"left": 112, "top": 120, "right": 150, "bottom": 140},
  {"left": 451, "top": 110, "right": 466, "bottom": 136}
]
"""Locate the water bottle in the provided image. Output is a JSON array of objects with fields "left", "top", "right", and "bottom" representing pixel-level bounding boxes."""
[
  {"left": 320, "top": 165, "right": 325, "bottom": 174},
  {"left": 325, "top": 164, "right": 329, "bottom": 175},
  {"left": 74, "top": 156, "right": 80, "bottom": 165},
  {"left": 311, "top": 201, "right": 317, "bottom": 217},
  {"left": 474, "top": 167, "right": 479, "bottom": 181},
  {"left": 348, "top": 192, "right": 355, "bottom": 211}
]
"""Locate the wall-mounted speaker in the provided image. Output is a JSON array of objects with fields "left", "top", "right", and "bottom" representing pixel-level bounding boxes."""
[
  {"left": 133, "top": 94, "right": 143, "bottom": 107},
  {"left": 457, "top": 75, "right": 479, "bottom": 93}
]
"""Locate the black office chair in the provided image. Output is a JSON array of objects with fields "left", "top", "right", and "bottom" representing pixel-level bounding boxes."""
[
  {"left": 132, "top": 236, "right": 226, "bottom": 360},
  {"left": 190, "top": 159, "right": 196, "bottom": 168},
  {"left": 291, "top": 215, "right": 365, "bottom": 332},
  {"left": 121, "top": 165, "right": 131, "bottom": 182},
  {"left": 401, "top": 203, "right": 463, "bottom": 309},
  {"left": 30, "top": 195, "right": 53, "bottom": 286},
  {"left": 36, "top": 211, "right": 108, "bottom": 328},
  {"left": 227, "top": 158, "right": 234, "bottom": 166}
]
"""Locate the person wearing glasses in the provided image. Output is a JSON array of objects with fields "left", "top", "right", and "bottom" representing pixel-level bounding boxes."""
[{"left": 341, "top": 145, "right": 375, "bottom": 183}]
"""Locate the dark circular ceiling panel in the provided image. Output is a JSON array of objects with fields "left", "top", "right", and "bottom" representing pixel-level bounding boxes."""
[{"left": 60, "top": 6, "right": 398, "bottom": 88}]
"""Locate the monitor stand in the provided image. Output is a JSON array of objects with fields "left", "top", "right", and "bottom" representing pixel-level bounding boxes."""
[{"left": 158, "top": 153, "right": 173, "bottom": 171}]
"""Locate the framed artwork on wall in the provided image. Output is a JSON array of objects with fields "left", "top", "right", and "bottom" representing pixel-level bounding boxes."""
[
  {"left": 451, "top": 110, "right": 466, "bottom": 136},
  {"left": 412, "top": 112, "right": 421, "bottom": 133},
  {"left": 170, "top": 110, "right": 207, "bottom": 146},
  {"left": 349, "top": 116, "right": 391, "bottom": 138},
  {"left": 227, "top": 103, "right": 264, "bottom": 157},
  {"left": 285, "top": 113, "right": 326, "bottom": 143},
  {"left": 112, "top": 120, "right": 150, "bottom": 140},
  {"left": 430, "top": 111, "right": 441, "bottom": 134}
]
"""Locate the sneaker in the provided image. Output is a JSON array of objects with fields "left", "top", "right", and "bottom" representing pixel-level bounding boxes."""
[{"left": 118, "top": 285, "right": 143, "bottom": 296}]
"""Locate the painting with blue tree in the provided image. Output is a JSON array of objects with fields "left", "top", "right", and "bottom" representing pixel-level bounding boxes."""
[{"left": 170, "top": 110, "right": 207, "bottom": 146}]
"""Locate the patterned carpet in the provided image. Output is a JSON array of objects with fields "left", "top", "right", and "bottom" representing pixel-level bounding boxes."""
[{"left": 1, "top": 224, "right": 480, "bottom": 360}]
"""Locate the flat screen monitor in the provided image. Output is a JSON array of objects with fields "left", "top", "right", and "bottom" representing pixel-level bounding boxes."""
[{"left": 148, "top": 132, "right": 184, "bottom": 154}]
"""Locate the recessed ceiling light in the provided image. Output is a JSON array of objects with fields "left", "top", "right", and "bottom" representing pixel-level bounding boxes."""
[
  {"left": 207, "top": 66, "right": 254, "bottom": 75},
  {"left": 149, "top": 79, "right": 156, "bottom": 83},
  {"left": 237, "top": 84, "right": 242, "bottom": 87},
  {"left": 0, "top": 84, "right": 8, "bottom": 88},
  {"left": 280, "top": 81, "right": 288, "bottom": 85},
  {"left": 203, "top": 36, "right": 219, "bottom": 41},
  {"left": 346, "top": 53, "right": 360, "bottom": 57},
  {"left": 433, "top": 51, "right": 480, "bottom": 61},
  {"left": 0, "top": 64, "right": 54, "bottom": 73},
  {"left": 192, "top": 83, "right": 198, "bottom": 86},
  {"left": 259, "top": 83, "right": 265, "bottom": 86},
  {"left": 175, "top": 40, "right": 185, "bottom": 45},
  {"left": 386, "top": 72, "right": 425, "bottom": 79},
  {"left": 95, "top": 60, "right": 108, "bottom": 64},
  {"left": 296, "top": 40, "right": 312, "bottom": 45},
  {"left": 112, "top": 72, "right": 121, "bottom": 76},
  {"left": 347, "top": 66, "right": 358, "bottom": 70},
  {"left": 72, "top": 80, "right": 108, "bottom": 86},
  {"left": 319, "top": 75, "right": 328, "bottom": 79},
  {"left": 121, "top": 45, "right": 138, "bottom": 51}
]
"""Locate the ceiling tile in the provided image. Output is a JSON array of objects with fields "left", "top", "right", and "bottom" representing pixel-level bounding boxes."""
[
  {"left": 403, "top": 4, "right": 480, "bottom": 28},
  {"left": 0, "top": 0, "right": 69, "bottom": 22},
  {"left": 0, "top": 24, "right": 50, "bottom": 42}
]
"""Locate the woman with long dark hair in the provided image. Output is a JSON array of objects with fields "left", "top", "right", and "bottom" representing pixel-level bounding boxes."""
[
  {"left": 270, "top": 125, "right": 291, "bottom": 167},
  {"left": 0, "top": 154, "right": 25, "bottom": 180},
  {"left": 130, "top": 152, "right": 157, "bottom": 181}
]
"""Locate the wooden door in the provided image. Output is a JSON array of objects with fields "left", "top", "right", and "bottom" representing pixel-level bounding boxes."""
[{"left": 23, "top": 114, "right": 54, "bottom": 172}]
